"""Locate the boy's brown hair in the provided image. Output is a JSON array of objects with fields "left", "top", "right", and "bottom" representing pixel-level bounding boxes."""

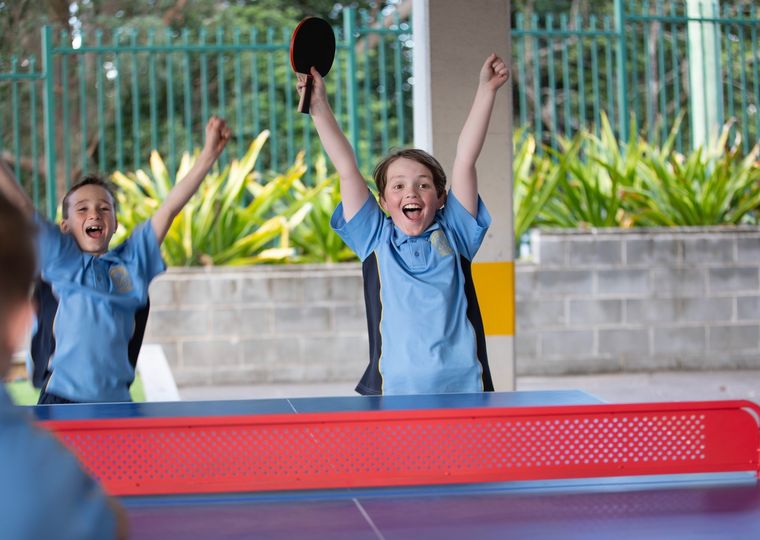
[
  {"left": 61, "top": 175, "right": 117, "bottom": 219},
  {"left": 373, "top": 149, "right": 447, "bottom": 199},
  {"left": 0, "top": 192, "right": 36, "bottom": 315}
]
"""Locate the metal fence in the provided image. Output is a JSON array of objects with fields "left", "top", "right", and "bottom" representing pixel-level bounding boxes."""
[
  {"left": 512, "top": 0, "right": 760, "bottom": 154},
  {"left": 0, "top": 7, "right": 412, "bottom": 219}
]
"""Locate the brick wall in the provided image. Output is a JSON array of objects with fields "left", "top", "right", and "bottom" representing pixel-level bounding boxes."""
[
  {"left": 146, "top": 227, "right": 760, "bottom": 386},
  {"left": 516, "top": 227, "right": 760, "bottom": 375},
  {"left": 145, "top": 264, "right": 367, "bottom": 387}
]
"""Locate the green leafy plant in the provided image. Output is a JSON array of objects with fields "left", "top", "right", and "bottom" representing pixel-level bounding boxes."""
[
  {"left": 625, "top": 121, "right": 760, "bottom": 226},
  {"left": 280, "top": 155, "right": 358, "bottom": 263},
  {"left": 112, "top": 130, "right": 346, "bottom": 266},
  {"left": 539, "top": 114, "right": 643, "bottom": 229},
  {"left": 512, "top": 129, "right": 568, "bottom": 243}
]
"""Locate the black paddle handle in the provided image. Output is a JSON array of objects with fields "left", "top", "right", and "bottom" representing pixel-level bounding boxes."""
[{"left": 298, "top": 74, "right": 313, "bottom": 114}]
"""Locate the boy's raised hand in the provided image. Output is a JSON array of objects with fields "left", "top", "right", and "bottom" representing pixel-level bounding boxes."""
[
  {"left": 479, "top": 53, "right": 510, "bottom": 92},
  {"left": 202, "top": 116, "right": 232, "bottom": 159},
  {"left": 296, "top": 67, "right": 328, "bottom": 116}
]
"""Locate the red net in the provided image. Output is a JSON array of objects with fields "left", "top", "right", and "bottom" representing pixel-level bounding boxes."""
[{"left": 40, "top": 400, "right": 760, "bottom": 496}]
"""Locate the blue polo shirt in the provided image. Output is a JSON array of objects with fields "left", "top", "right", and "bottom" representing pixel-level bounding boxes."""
[
  {"left": 35, "top": 215, "right": 165, "bottom": 402},
  {"left": 0, "top": 387, "right": 115, "bottom": 538},
  {"left": 331, "top": 191, "right": 491, "bottom": 395}
]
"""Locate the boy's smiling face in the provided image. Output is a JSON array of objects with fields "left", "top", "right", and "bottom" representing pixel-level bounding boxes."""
[
  {"left": 60, "top": 184, "right": 118, "bottom": 256},
  {"left": 380, "top": 157, "right": 445, "bottom": 237}
]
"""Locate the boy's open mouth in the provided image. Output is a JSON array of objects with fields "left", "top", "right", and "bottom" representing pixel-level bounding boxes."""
[
  {"left": 402, "top": 203, "right": 422, "bottom": 219},
  {"left": 86, "top": 225, "right": 104, "bottom": 239}
]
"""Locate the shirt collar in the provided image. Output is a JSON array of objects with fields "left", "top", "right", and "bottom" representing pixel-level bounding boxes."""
[{"left": 391, "top": 220, "right": 442, "bottom": 247}]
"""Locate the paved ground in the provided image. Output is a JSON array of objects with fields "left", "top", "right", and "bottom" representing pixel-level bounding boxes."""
[{"left": 180, "top": 369, "right": 760, "bottom": 403}]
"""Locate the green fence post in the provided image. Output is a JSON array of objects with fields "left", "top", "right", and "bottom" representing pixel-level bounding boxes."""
[
  {"left": 614, "top": 0, "right": 629, "bottom": 141},
  {"left": 42, "top": 25, "right": 57, "bottom": 219},
  {"left": 344, "top": 7, "right": 360, "bottom": 171}
]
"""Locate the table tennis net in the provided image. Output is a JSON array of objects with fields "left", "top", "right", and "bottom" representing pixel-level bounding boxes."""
[{"left": 40, "top": 400, "right": 760, "bottom": 496}]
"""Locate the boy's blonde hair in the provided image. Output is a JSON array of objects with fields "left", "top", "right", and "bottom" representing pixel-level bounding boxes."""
[{"left": 373, "top": 149, "right": 447, "bottom": 199}]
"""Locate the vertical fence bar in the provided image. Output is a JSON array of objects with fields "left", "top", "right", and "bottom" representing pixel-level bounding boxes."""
[
  {"left": 42, "top": 26, "right": 57, "bottom": 217},
  {"left": 30, "top": 56, "right": 40, "bottom": 211},
  {"left": 361, "top": 12, "right": 373, "bottom": 170},
  {"left": 669, "top": 1, "right": 683, "bottom": 152},
  {"left": 96, "top": 30, "right": 106, "bottom": 173},
  {"left": 615, "top": 0, "right": 629, "bottom": 140},
  {"left": 724, "top": 10, "right": 735, "bottom": 142},
  {"left": 114, "top": 30, "right": 124, "bottom": 173},
  {"left": 545, "top": 15, "right": 558, "bottom": 150},
  {"left": 199, "top": 28, "right": 209, "bottom": 126},
  {"left": 656, "top": 1, "right": 667, "bottom": 143},
  {"left": 148, "top": 30, "right": 158, "bottom": 155},
  {"left": 393, "top": 12, "right": 405, "bottom": 146},
  {"left": 515, "top": 14, "right": 529, "bottom": 133},
  {"left": 166, "top": 29, "right": 177, "bottom": 179},
  {"left": 379, "top": 30, "right": 389, "bottom": 153},
  {"left": 130, "top": 30, "right": 140, "bottom": 172},
  {"left": 604, "top": 16, "right": 615, "bottom": 134},
  {"left": 561, "top": 14, "right": 571, "bottom": 138},
  {"left": 61, "top": 31, "right": 72, "bottom": 190},
  {"left": 642, "top": 2, "right": 654, "bottom": 142},
  {"left": 575, "top": 14, "right": 587, "bottom": 135},
  {"left": 11, "top": 57, "right": 20, "bottom": 180},
  {"left": 344, "top": 8, "right": 360, "bottom": 170},
  {"left": 249, "top": 28, "right": 261, "bottom": 172},
  {"left": 267, "top": 27, "right": 278, "bottom": 170},
  {"left": 234, "top": 28, "right": 245, "bottom": 155},
  {"left": 183, "top": 29, "right": 193, "bottom": 155},
  {"left": 737, "top": 18, "right": 749, "bottom": 147},
  {"left": 283, "top": 28, "right": 294, "bottom": 166},
  {"left": 216, "top": 27, "right": 227, "bottom": 167},
  {"left": 78, "top": 39, "right": 88, "bottom": 173},
  {"left": 531, "top": 14, "right": 542, "bottom": 149},
  {"left": 752, "top": 7, "right": 760, "bottom": 143},
  {"left": 590, "top": 16, "right": 601, "bottom": 136}
]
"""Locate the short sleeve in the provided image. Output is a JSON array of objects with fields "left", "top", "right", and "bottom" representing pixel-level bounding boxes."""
[
  {"left": 34, "top": 212, "right": 80, "bottom": 271},
  {"left": 440, "top": 191, "right": 491, "bottom": 260},
  {"left": 330, "top": 193, "right": 386, "bottom": 261},
  {"left": 123, "top": 220, "right": 166, "bottom": 283}
]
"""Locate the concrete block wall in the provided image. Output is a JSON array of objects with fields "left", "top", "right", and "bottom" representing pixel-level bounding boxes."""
[
  {"left": 516, "top": 227, "right": 760, "bottom": 375},
  {"left": 145, "top": 227, "right": 760, "bottom": 386},
  {"left": 145, "top": 264, "right": 367, "bottom": 387}
]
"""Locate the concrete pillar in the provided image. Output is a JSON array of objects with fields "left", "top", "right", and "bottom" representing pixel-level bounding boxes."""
[{"left": 413, "top": 0, "right": 515, "bottom": 389}]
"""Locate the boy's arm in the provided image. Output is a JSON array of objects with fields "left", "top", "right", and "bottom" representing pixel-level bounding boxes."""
[
  {"left": 0, "top": 159, "right": 34, "bottom": 218},
  {"left": 298, "top": 67, "right": 369, "bottom": 221},
  {"left": 151, "top": 116, "right": 231, "bottom": 244},
  {"left": 450, "top": 53, "right": 510, "bottom": 217}
]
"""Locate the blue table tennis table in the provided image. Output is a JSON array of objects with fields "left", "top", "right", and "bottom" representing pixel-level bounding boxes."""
[{"left": 33, "top": 391, "right": 760, "bottom": 539}]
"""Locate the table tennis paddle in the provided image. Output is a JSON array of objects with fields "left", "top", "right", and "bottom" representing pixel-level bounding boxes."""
[{"left": 289, "top": 17, "right": 336, "bottom": 114}]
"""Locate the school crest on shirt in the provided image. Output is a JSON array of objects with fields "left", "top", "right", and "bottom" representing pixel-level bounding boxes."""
[
  {"left": 430, "top": 229, "right": 453, "bottom": 257},
  {"left": 109, "top": 265, "right": 134, "bottom": 294}
]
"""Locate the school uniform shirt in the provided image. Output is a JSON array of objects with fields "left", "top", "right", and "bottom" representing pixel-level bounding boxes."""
[
  {"left": 331, "top": 191, "right": 492, "bottom": 395},
  {"left": 34, "top": 214, "right": 165, "bottom": 402},
  {"left": 0, "top": 386, "right": 115, "bottom": 539}
]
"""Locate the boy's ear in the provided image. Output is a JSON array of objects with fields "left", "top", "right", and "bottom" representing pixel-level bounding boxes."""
[
  {"left": 60, "top": 219, "right": 70, "bottom": 234},
  {"left": 378, "top": 196, "right": 387, "bottom": 212},
  {"left": 438, "top": 192, "right": 447, "bottom": 209}
]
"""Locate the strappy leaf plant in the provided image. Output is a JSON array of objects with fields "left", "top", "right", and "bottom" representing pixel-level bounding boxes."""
[{"left": 111, "top": 130, "right": 346, "bottom": 266}]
